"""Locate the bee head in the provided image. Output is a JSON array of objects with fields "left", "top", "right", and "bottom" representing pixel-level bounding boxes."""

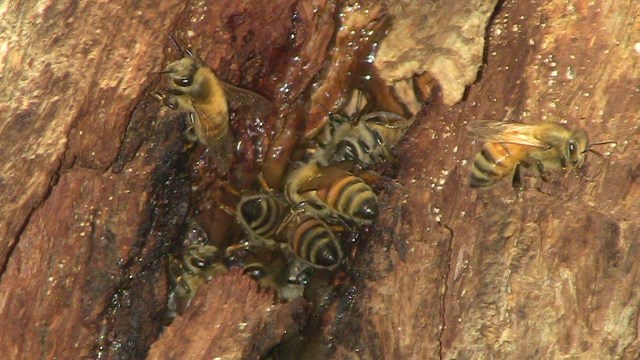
[
  {"left": 243, "top": 263, "right": 267, "bottom": 280},
  {"left": 331, "top": 140, "right": 359, "bottom": 163},
  {"left": 567, "top": 129, "right": 589, "bottom": 168},
  {"left": 182, "top": 244, "right": 220, "bottom": 274},
  {"left": 163, "top": 56, "right": 200, "bottom": 89}
]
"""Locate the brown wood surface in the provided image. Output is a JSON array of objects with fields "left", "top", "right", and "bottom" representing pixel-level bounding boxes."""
[
  {"left": 148, "top": 271, "right": 309, "bottom": 360},
  {"left": 332, "top": 0, "right": 640, "bottom": 359},
  {"left": 1, "top": 0, "right": 639, "bottom": 359}
]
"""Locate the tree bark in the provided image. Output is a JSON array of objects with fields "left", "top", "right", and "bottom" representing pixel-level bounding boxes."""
[
  {"left": 332, "top": 1, "right": 640, "bottom": 359},
  {"left": 1, "top": 0, "right": 639, "bottom": 359}
]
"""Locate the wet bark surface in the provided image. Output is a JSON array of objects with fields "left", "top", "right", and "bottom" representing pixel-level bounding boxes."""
[{"left": 1, "top": 0, "right": 640, "bottom": 359}]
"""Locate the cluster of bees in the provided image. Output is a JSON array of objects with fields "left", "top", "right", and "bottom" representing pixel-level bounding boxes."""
[
  {"left": 152, "top": 37, "right": 415, "bottom": 315},
  {"left": 153, "top": 30, "right": 614, "bottom": 318}
]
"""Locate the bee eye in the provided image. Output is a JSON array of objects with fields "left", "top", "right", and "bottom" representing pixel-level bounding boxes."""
[
  {"left": 175, "top": 76, "right": 193, "bottom": 87},
  {"left": 244, "top": 266, "right": 266, "bottom": 280},
  {"left": 294, "top": 272, "right": 309, "bottom": 285},
  {"left": 567, "top": 140, "right": 583, "bottom": 166},
  {"left": 187, "top": 256, "right": 207, "bottom": 270},
  {"left": 373, "top": 130, "right": 384, "bottom": 146}
]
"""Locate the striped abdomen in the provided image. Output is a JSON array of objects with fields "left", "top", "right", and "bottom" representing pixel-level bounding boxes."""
[
  {"left": 238, "top": 195, "right": 287, "bottom": 240},
  {"left": 316, "top": 174, "right": 379, "bottom": 225},
  {"left": 470, "top": 142, "right": 529, "bottom": 188},
  {"left": 289, "top": 217, "right": 343, "bottom": 269}
]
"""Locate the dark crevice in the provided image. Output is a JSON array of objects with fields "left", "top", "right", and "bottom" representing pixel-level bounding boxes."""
[
  {"left": 478, "top": 0, "right": 508, "bottom": 83},
  {"left": 438, "top": 222, "right": 454, "bottom": 360}
]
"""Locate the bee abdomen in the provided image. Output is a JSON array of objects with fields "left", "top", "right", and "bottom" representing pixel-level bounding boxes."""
[
  {"left": 322, "top": 175, "right": 378, "bottom": 224},
  {"left": 290, "top": 218, "right": 343, "bottom": 269},
  {"left": 469, "top": 143, "right": 512, "bottom": 188},
  {"left": 239, "top": 196, "right": 285, "bottom": 239}
]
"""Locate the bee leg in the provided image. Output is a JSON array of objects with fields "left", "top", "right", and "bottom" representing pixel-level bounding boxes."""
[
  {"left": 225, "top": 242, "right": 255, "bottom": 258},
  {"left": 218, "top": 179, "right": 241, "bottom": 197},
  {"left": 276, "top": 201, "right": 323, "bottom": 235},
  {"left": 212, "top": 180, "right": 242, "bottom": 217},
  {"left": 217, "top": 203, "right": 236, "bottom": 218},
  {"left": 511, "top": 162, "right": 526, "bottom": 191},
  {"left": 276, "top": 206, "right": 302, "bottom": 235},
  {"left": 257, "top": 172, "right": 275, "bottom": 195},
  {"left": 320, "top": 213, "right": 354, "bottom": 233},
  {"left": 152, "top": 90, "right": 180, "bottom": 110},
  {"left": 183, "top": 113, "right": 199, "bottom": 143},
  {"left": 535, "top": 159, "right": 550, "bottom": 182}
]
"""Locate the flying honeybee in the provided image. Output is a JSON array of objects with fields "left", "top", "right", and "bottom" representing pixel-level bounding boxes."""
[
  {"left": 167, "top": 243, "right": 226, "bottom": 315},
  {"left": 467, "top": 120, "right": 611, "bottom": 189},
  {"left": 284, "top": 162, "right": 379, "bottom": 226}
]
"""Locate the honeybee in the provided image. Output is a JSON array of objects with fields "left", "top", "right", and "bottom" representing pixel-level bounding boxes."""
[
  {"left": 153, "top": 36, "right": 272, "bottom": 167},
  {"left": 467, "top": 120, "right": 607, "bottom": 189},
  {"left": 230, "top": 195, "right": 345, "bottom": 270},
  {"left": 236, "top": 194, "right": 289, "bottom": 245},
  {"left": 153, "top": 37, "right": 231, "bottom": 148},
  {"left": 314, "top": 110, "right": 413, "bottom": 167},
  {"left": 227, "top": 245, "right": 306, "bottom": 301},
  {"left": 284, "top": 162, "right": 378, "bottom": 226},
  {"left": 167, "top": 243, "right": 226, "bottom": 315},
  {"left": 282, "top": 212, "right": 344, "bottom": 270}
]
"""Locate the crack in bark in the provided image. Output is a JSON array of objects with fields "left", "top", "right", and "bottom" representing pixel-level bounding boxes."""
[
  {"left": 438, "top": 222, "right": 454, "bottom": 360},
  {"left": 0, "top": 152, "right": 64, "bottom": 281}
]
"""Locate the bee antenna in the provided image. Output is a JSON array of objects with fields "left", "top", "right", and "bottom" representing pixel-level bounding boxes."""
[
  {"left": 582, "top": 140, "right": 616, "bottom": 154},
  {"left": 352, "top": 88, "right": 373, "bottom": 125},
  {"left": 586, "top": 148, "right": 605, "bottom": 159},
  {"left": 587, "top": 140, "right": 617, "bottom": 149},
  {"left": 168, "top": 34, "right": 193, "bottom": 57},
  {"left": 352, "top": 89, "right": 365, "bottom": 124}
]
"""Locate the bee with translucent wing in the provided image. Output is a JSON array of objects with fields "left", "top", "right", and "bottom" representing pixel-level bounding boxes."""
[
  {"left": 153, "top": 36, "right": 272, "bottom": 169},
  {"left": 284, "top": 161, "right": 379, "bottom": 226},
  {"left": 467, "top": 120, "right": 613, "bottom": 189}
]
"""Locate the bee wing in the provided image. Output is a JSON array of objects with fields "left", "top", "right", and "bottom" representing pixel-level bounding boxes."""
[
  {"left": 223, "top": 82, "right": 274, "bottom": 115},
  {"left": 192, "top": 107, "right": 218, "bottom": 137},
  {"left": 361, "top": 111, "right": 412, "bottom": 129},
  {"left": 466, "top": 121, "right": 547, "bottom": 147},
  {"left": 297, "top": 162, "right": 354, "bottom": 193}
]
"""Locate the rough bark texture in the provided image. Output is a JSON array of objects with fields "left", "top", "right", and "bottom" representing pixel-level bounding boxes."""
[
  {"left": 0, "top": 0, "right": 329, "bottom": 358},
  {"left": 1, "top": 0, "right": 640, "bottom": 360},
  {"left": 148, "top": 271, "right": 309, "bottom": 360},
  {"left": 333, "top": 0, "right": 640, "bottom": 359},
  {"left": 376, "top": 0, "right": 500, "bottom": 105}
]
